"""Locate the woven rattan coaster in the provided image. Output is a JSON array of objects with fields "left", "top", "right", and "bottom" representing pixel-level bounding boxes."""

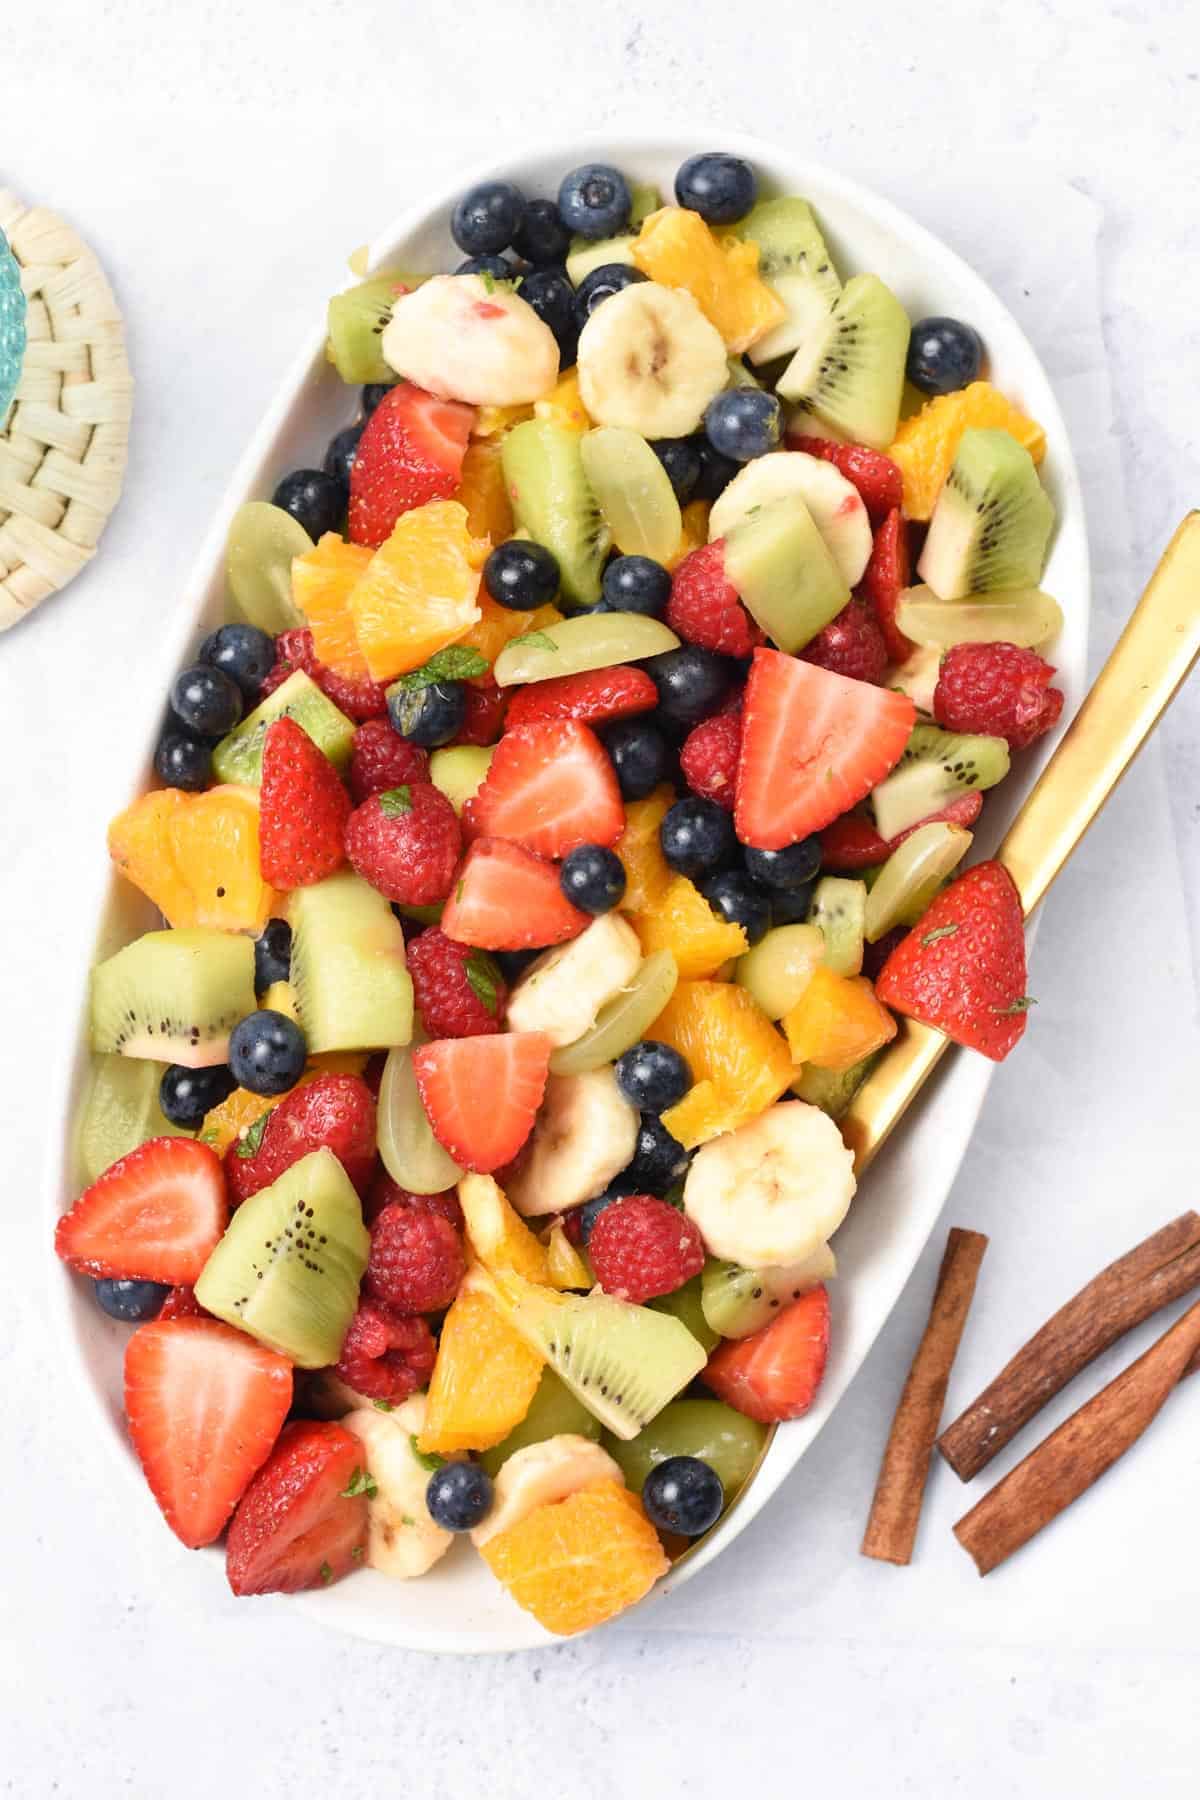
[{"left": 0, "top": 190, "right": 132, "bottom": 631}]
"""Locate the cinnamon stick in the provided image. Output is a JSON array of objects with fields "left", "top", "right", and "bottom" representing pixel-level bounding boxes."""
[
  {"left": 861, "top": 1227, "right": 988, "bottom": 1566},
  {"left": 953, "top": 1296, "right": 1200, "bottom": 1575},
  {"left": 938, "top": 1211, "right": 1200, "bottom": 1481}
]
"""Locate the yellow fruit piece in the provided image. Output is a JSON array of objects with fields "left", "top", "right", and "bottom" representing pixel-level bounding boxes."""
[
  {"left": 291, "top": 533, "right": 374, "bottom": 677},
  {"left": 458, "top": 1173, "right": 552, "bottom": 1284},
  {"left": 261, "top": 980, "right": 299, "bottom": 1021},
  {"left": 349, "top": 500, "right": 486, "bottom": 682},
  {"left": 635, "top": 875, "right": 748, "bottom": 980},
  {"left": 473, "top": 403, "right": 534, "bottom": 438},
  {"left": 666, "top": 499, "right": 711, "bottom": 570},
  {"left": 457, "top": 436, "right": 514, "bottom": 543},
  {"left": 419, "top": 1288, "right": 544, "bottom": 1454},
  {"left": 198, "top": 1052, "right": 369, "bottom": 1154},
  {"left": 479, "top": 1478, "right": 668, "bottom": 1636},
  {"left": 616, "top": 785, "right": 675, "bottom": 915},
  {"left": 655, "top": 980, "right": 793, "bottom": 1147},
  {"left": 631, "top": 207, "right": 787, "bottom": 355},
  {"left": 545, "top": 1223, "right": 591, "bottom": 1290},
  {"left": 108, "top": 787, "right": 277, "bottom": 934},
  {"left": 887, "top": 381, "right": 1048, "bottom": 521},
  {"left": 781, "top": 966, "right": 898, "bottom": 1072},
  {"left": 459, "top": 595, "right": 564, "bottom": 675},
  {"left": 534, "top": 369, "right": 591, "bottom": 435}
]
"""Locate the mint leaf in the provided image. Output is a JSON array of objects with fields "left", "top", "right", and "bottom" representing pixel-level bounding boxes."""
[
  {"left": 401, "top": 1513, "right": 416, "bottom": 1528},
  {"left": 235, "top": 1113, "right": 270, "bottom": 1160},
  {"left": 372, "top": 1398, "right": 394, "bottom": 1412},
  {"left": 993, "top": 995, "right": 1037, "bottom": 1015},
  {"left": 410, "top": 1437, "right": 446, "bottom": 1473},
  {"left": 921, "top": 923, "right": 960, "bottom": 946},
  {"left": 319, "top": 1561, "right": 333, "bottom": 1585},
  {"left": 379, "top": 785, "right": 412, "bottom": 817},
  {"left": 396, "top": 647, "right": 490, "bottom": 691},
  {"left": 340, "top": 1466, "right": 378, "bottom": 1499},
  {"left": 464, "top": 950, "right": 502, "bottom": 1017},
  {"left": 509, "top": 630, "right": 558, "bottom": 653},
  {"left": 481, "top": 272, "right": 495, "bottom": 294}
]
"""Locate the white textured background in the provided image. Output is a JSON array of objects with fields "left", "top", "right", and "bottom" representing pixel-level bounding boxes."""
[{"left": 3, "top": 3, "right": 1199, "bottom": 1795}]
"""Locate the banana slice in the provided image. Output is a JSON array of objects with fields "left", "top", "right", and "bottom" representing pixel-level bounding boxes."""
[
  {"left": 576, "top": 281, "right": 728, "bottom": 439},
  {"left": 471, "top": 1433, "right": 623, "bottom": 1548},
  {"left": 506, "top": 1067, "right": 639, "bottom": 1218},
  {"left": 506, "top": 914, "right": 643, "bottom": 1048},
  {"left": 683, "top": 1100, "right": 856, "bottom": 1266},
  {"left": 342, "top": 1395, "right": 459, "bottom": 1580},
  {"left": 381, "top": 274, "right": 560, "bottom": 407},
  {"left": 708, "top": 450, "right": 873, "bottom": 587}
]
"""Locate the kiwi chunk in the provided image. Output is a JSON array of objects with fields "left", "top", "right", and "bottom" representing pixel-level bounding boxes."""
[
  {"left": 700, "top": 1246, "right": 836, "bottom": 1340},
  {"left": 195, "top": 1147, "right": 368, "bottom": 1367},
  {"left": 289, "top": 869, "right": 414, "bottom": 1054},
  {"left": 734, "top": 196, "right": 841, "bottom": 367},
  {"left": 90, "top": 928, "right": 256, "bottom": 1068},
  {"left": 477, "top": 1368, "right": 603, "bottom": 1478},
  {"left": 723, "top": 496, "right": 849, "bottom": 651},
  {"left": 807, "top": 877, "right": 867, "bottom": 976},
  {"left": 488, "top": 1267, "right": 707, "bottom": 1439},
  {"left": 326, "top": 270, "right": 426, "bottom": 385},
  {"left": 211, "top": 670, "right": 355, "bottom": 785},
  {"left": 917, "top": 428, "right": 1055, "bottom": 600},
  {"left": 791, "top": 1053, "right": 880, "bottom": 1120},
  {"left": 76, "top": 1054, "right": 192, "bottom": 1184},
  {"left": 501, "top": 419, "right": 611, "bottom": 607},
  {"left": 777, "top": 272, "right": 910, "bottom": 449},
  {"left": 565, "top": 182, "right": 660, "bottom": 285},
  {"left": 871, "top": 721, "right": 1010, "bottom": 840}
]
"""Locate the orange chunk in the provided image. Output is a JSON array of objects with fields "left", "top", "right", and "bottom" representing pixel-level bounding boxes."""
[
  {"left": 631, "top": 206, "right": 786, "bottom": 354},
  {"left": 473, "top": 403, "right": 534, "bottom": 439},
  {"left": 479, "top": 1479, "right": 668, "bottom": 1636},
  {"left": 781, "top": 965, "right": 898, "bottom": 1072},
  {"left": 456, "top": 437, "right": 514, "bottom": 543},
  {"left": 634, "top": 874, "right": 747, "bottom": 979},
  {"left": 459, "top": 594, "right": 564, "bottom": 676},
  {"left": 534, "top": 369, "right": 591, "bottom": 435},
  {"left": 666, "top": 498, "right": 711, "bottom": 570},
  {"left": 108, "top": 786, "right": 277, "bottom": 933},
  {"left": 291, "top": 533, "right": 374, "bottom": 676},
  {"left": 349, "top": 500, "right": 486, "bottom": 681},
  {"left": 615, "top": 786, "right": 675, "bottom": 916},
  {"left": 418, "top": 1286, "right": 544, "bottom": 1454},
  {"left": 654, "top": 979, "right": 793, "bottom": 1147},
  {"left": 887, "top": 382, "right": 1047, "bottom": 520},
  {"left": 198, "top": 1053, "right": 368, "bottom": 1155},
  {"left": 458, "top": 1173, "right": 552, "bottom": 1285}
]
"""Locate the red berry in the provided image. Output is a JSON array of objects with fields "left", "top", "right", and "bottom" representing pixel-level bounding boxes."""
[
  {"left": 412, "top": 1032, "right": 551, "bottom": 1173},
  {"left": 801, "top": 598, "right": 888, "bottom": 685},
  {"left": 666, "top": 540, "right": 764, "bottom": 658},
  {"left": 407, "top": 927, "right": 507, "bottom": 1037},
  {"left": 365, "top": 1203, "right": 465, "bottom": 1314},
  {"left": 334, "top": 1299, "right": 437, "bottom": 1402},
  {"left": 348, "top": 382, "right": 475, "bottom": 548},
  {"left": 344, "top": 781, "right": 462, "bottom": 905},
  {"left": 225, "top": 1419, "right": 369, "bottom": 1596},
  {"left": 933, "top": 642, "right": 1064, "bottom": 751},
  {"left": 364, "top": 1170, "right": 464, "bottom": 1231},
  {"left": 704, "top": 1286, "right": 831, "bottom": 1423},
  {"left": 441, "top": 838, "right": 589, "bottom": 950},
  {"left": 259, "top": 716, "right": 351, "bottom": 888},
  {"left": 587, "top": 1195, "right": 705, "bottom": 1304},
  {"left": 680, "top": 711, "right": 741, "bottom": 811},
  {"left": 224, "top": 1074, "right": 377, "bottom": 1205},
  {"left": 503, "top": 666, "right": 657, "bottom": 731},
  {"left": 463, "top": 720, "right": 624, "bottom": 859},
  {"left": 857, "top": 508, "right": 914, "bottom": 664},
  {"left": 349, "top": 718, "right": 429, "bottom": 805},
  {"left": 156, "top": 1285, "right": 211, "bottom": 1322},
  {"left": 452, "top": 679, "right": 509, "bottom": 747},
  {"left": 271, "top": 628, "right": 389, "bottom": 722},
  {"left": 55, "top": 1138, "right": 228, "bottom": 1285},
  {"left": 796, "top": 439, "right": 903, "bottom": 524},
  {"left": 819, "top": 790, "right": 984, "bottom": 871}
]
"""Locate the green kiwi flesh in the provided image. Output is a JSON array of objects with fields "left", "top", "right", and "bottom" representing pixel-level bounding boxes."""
[
  {"left": 326, "top": 270, "right": 426, "bottom": 384},
  {"left": 500, "top": 418, "right": 611, "bottom": 607},
  {"left": 807, "top": 877, "right": 867, "bottom": 976},
  {"left": 90, "top": 928, "right": 256, "bottom": 1068},
  {"left": 871, "top": 721, "right": 1010, "bottom": 840},
  {"left": 76, "top": 1054, "right": 192, "bottom": 1184},
  {"left": 565, "top": 183, "right": 660, "bottom": 286},
  {"left": 477, "top": 1368, "right": 603, "bottom": 1478},
  {"left": 791, "top": 1053, "right": 881, "bottom": 1119},
  {"left": 288, "top": 870, "right": 414, "bottom": 1054},
  {"left": 917, "top": 428, "right": 1055, "bottom": 600},
  {"left": 722, "top": 496, "right": 849, "bottom": 651},
  {"left": 776, "top": 272, "right": 911, "bottom": 449},
  {"left": 736, "top": 196, "right": 841, "bottom": 366},
  {"left": 700, "top": 1246, "right": 836, "bottom": 1339},
  {"left": 211, "top": 670, "right": 355, "bottom": 786}
]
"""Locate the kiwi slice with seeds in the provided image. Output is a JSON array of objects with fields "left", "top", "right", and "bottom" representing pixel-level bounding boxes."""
[
  {"left": 916, "top": 428, "right": 1055, "bottom": 600},
  {"left": 734, "top": 196, "right": 841, "bottom": 367},
  {"left": 791, "top": 1053, "right": 880, "bottom": 1120},
  {"left": 211, "top": 670, "right": 355, "bottom": 786},
  {"left": 700, "top": 1246, "right": 836, "bottom": 1340},
  {"left": 776, "top": 272, "right": 910, "bottom": 450},
  {"left": 501, "top": 418, "right": 611, "bottom": 608},
  {"left": 807, "top": 877, "right": 867, "bottom": 977},
  {"left": 325, "top": 270, "right": 427, "bottom": 385},
  {"left": 90, "top": 928, "right": 256, "bottom": 1068},
  {"left": 289, "top": 870, "right": 414, "bottom": 1054},
  {"left": 871, "top": 721, "right": 1010, "bottom": 841}
]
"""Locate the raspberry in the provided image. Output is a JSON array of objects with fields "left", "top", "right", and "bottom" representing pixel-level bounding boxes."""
[
  {"left": 268, "top": 628, "right": 390, "bottom": 722},
  {"left": 933, "top": 642, "right": 1064, "bottom": 751},
  {"left": 680, "top": 712, "right": 741, "bottom": 811},
  {"left": 796, "top": 438, "right": 903, "bottom": 524},
  {"left": 800, "top": 599, "right": 887, "bottom": 684},
  {"left": 334, "top": 1299, "right": 436, "bottom": 1402},
  {"left": 364, "top": 1169, "right": 464, "bottom": 1231},
  {"left": 365, "top": 1202, "right": 465, "bottom": 1314},
  {"left": 407, "top": 927, "right": 507, "bottom": 1038},
  {"left": 452, "top": 680, "right": 509, "bottom": 747},
  {"left": 666, "top": 541, "right": 764, "bottom": 658},
  {"left": 349, "top": 719, "right": 429, "bottom": 805},
  {"left": 587, "top": 1194, "right": 705, "bottom": 1303},
  {"left": 344, "top": 781, "right": 462, "bottom": 905}
]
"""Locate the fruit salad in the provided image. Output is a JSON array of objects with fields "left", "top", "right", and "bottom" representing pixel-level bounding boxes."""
[{"left": 57, "top": 150, "right": 1063, "bottom": 1637}]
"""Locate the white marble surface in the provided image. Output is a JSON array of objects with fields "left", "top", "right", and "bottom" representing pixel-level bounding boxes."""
[{"left": 3, "top": 2, "right": 1200, "bottom": 1794}]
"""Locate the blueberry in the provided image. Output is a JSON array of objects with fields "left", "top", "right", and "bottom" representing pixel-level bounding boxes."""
[
  {"left": 451, "top": 179, "right": 525, "bottom": 257},
  {"left": 674, "top": 153, "right": 757, "bottom": 225},
  {"left": 271, "top": 468, "right": 346, "bottom": 540},
  {"left": 94, "top": 1279, "right": 170, "bottom": 1323},
  {"left": 601, "top": 554, "right": 671, "bottom": 617},
  {"left": 906, "top": 316, "right": 984, "bottom": 396},
  {"left": 159, "top": 1062, "right": 237, "bottom": 1128},
  {"left": 512, "top": 197, "right": 571, "bottom": 267},
  {"left": 767, "top": 880, "right": 817, "bottom": 927},
  {"left": 624, "top": 1113, "right": 690, "bottom": 1194},
  {"left": 154, "top": 729, "right": 211, "bottom": 791},
  {"left": 692, "top": 437, "right": 740, "bottom": 501},
  {"left": 323, "top": 422, "right": 363, "bottom": 489},
  {"left": 744, "top": 837, "right": 821, "bottom": 890},
  {"left": 573, "top": 261, "right": 648, "bottom": 324},
  {"left": 518, "top": 267, "right": 578, "bottom": 360},
  {"left": 703, "top": 389, "right": 782, "bottom": 463},
  {"left": 615, "top": 1041, "right": 692, "bottom": 1112},
  {"left": 645, "top": 646, "right": 733, "bottom": 730},
  {"left": 660, "top": 796, "right": 736, "bottom": 877},
  {"left": 199, "top": 622, "right": 276, "bottom": 699},
  {"left": 361, "top": 382, "right": 396, "bottom": 417},
  {"left": 560, "top": 844, "right": 626, "bottom": 914},
  {"left": 426, "top": 1461, "right": 494, "bottom": 1532},
  {"left": 169, "top": 663, "right": 243, "bottom": 737},
  {"left": 642, "top": 1455, "right": 724, "bottom": 1535},
  {"left": 494, "top": 948, "right": 540, "bottom": 984},
  {"left": 557, "top": 163, "right": 632, "bottom": 240},
  {"left": 228, "top": 1009, "right": 308, "bottom": 1096},
  {"left": 577, "top": 1189, "right": 626, "bottom": 1244},
  {"left": 254, "top": 917, "right": 292, "bottom": 991},
  {"left": 455, "top": 254, "right": 514, "bottom": 279},
  {"left": 601, "top": 718, "right": 671, "bottom": 800},
  {"left": 386, "top": 679, "right": 467, "bottom": 747},
  {"left": 483, "top": 539, "right": 561, "bottom": 610},
  {"left": 650, "top": 438, "right": 701, "bottom": 505},
  {"left": 700, "top": 869, "right": 771, "bottom": 945}
]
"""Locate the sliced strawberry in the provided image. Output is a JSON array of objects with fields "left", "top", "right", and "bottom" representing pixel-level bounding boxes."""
[
  {"left": 735, "top": 649, "right": 915, "bottom": 850},
  {"left": 259, "top": 715, "right": 351, "bottom": 888},
  {"left": 225, "top": 1419, "right": 368, "bottom": 1595},
  {"left": 796, "top": 439, "right": 903, "bottom": 524},
  {"left": 441, "top": 838, "right": 589, "bottom": 950},
  {"left": 55, "top": 1137, "right": 228, "bottom": 1283},
  {"left": 820, "top": 790, "right": 984, "bottom": 871},
  {"left": 156, "top": 1285, "right": 211, "bottom": 1321},
  {"left": 412, "top": 1032, "right": 552, "bottom": 1173},
  {"left": 857, "top": 508, "right": 913, "bottom": 664},
  {"left": 703, "top": 1285, "right": 830, "bottom": 1423},
  {"left": 503, "top": 666, "right": 657, "bottom": 732},
  {"left": 124, "top": 1317, "right": 293, "bottom": 1548},
  {"left": 348, "top": 383, "right": 475, "bottom": 548},
  {"left": 463, "top": 721, "right": 624, "bottom": 857}
]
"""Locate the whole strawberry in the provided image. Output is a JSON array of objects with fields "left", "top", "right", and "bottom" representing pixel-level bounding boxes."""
[
  {"left": 344, "top": 781, "right": 461, "bottom": 905},
  {"left": 407, "top": 927, "right": 507, "bottom": 1038},
  {"left": 666, "top": 541, "right": 764, "bottom": 658},
  {"left": 334, "top": 1299, "right": 436, "bottom": 1402},
  {"left": 258, "top": 716, "right": 350, "bottom": 888},
  {"left": 801, "top": 598, "right": 887, "bottom": 684},
  {"left": 348, "top": 382, "right": 474, "bottom": 548},
  {"left": 349, "top": 718, "right": 429, "bottom": 805},
  {"left": 225, "top": 1073, "right": 377, "bottom": 1204},
  {"left": 262, "top": 627, "right": 389, "bottom": 722},
  {"left": 680, "top": 711, "right": 741, "bottom": 811},
  {"left": 587, "top": 1194, "right": 706, "bottom": 1303},
  {"left": 365, "top": 1202, "right": 465, "bottom": 1314},
  {"left": 364, "top": 1169, "right": 464, "bottom": 1231},
  {"left": 934, "top": 642, "right": 1064, "bottom": 750}
]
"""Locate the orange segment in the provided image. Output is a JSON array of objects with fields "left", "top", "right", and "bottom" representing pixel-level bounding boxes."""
[
  {"left": 534, "top": 370, "right": 591, "bottom": 435},
  {"left": 457, "top": 437, "right": 514, "bottom": 543},
  {"left": 418, "top": 1287, "right": 544, "bottom": 1454},
  {"left": 479, "top": 1478, "right": 668, "bottom": 1636},
  {"left": 888, "top": 381, "right": 1047, "bottom": 520},
  {"left": 654, "top": 979, "right": 794, "bottom": 1147},
  {"left": 616, "top": 786, "right": 675, "bottom": 915},
  {"left": 349, "top": 500, "right": 487, "bottom": 681},
  {"left": 781, "top": 965, "right": 898, "bottom": 1072},
  {"left": 631, "top": 206, "right": 786, "bottom": 354},
  {"left": 458, "top": 1173, "right": 552, "bottom": 1285},
  {"left": 108, "top": 787, "right": 277, "bottom": 933},
  {"left": 473, "top": 403, "right": 534, "bottom": 439},
  {"left": 634, "top": 874, "right": 748, "bottom": 979},
  {"left": 666, "top": 498, "right": 711, "bottom": 570},
  {"left": 459, "top": 594, "right": 564, "bottom": 676},
  {"left": 198, "top": 1053, "right": 367, "bottom": 1155},
  {"left": 291, "top": 534, "right": 373, "bottom": 677}
]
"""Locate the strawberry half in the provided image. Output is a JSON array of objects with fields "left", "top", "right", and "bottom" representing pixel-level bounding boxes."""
[
  {"left": 124, "top": 1317, "right": 293, "bottom": 1547},
  {"left": 225, "top": 1073, "right": 377, "bottom": 1205},
  {"left": 857, "top": 508, "right": 913, "bottom": 664},
  {"left": 703, "top": 1285, "right": 830, "bottom": 1423},
  {"left": 463, "top": 720, "right": 624, "bottom": 857},
  {"left": 259, "top": 715, "right": 351, "bottom": 888},
  {"left": 440, "top": 838, "right": 589, "bottom": 950},
  {"left": 503, "top": 666, "right": 657, "bottom": 732},
  {"left": 55, "top": 1137, "right": 228, "bottom": 1283},
  {"left": 735, "top": 648, "right": 915, "bottom": 850},
  {"left": 820, "top": 790, "right": 984, "bottom": 871},
  {"left": 348, "top": 382, "right": 475, "bottom": 548},
  {"left": 413, "top": 1032, "right": 552, "bottom": 1173},
  {"left": 225, "top": 1419, "right": 369, "bottom": 1595},
  {"left": 875, "top": 860, "right": 1030, "bottom": 1061}
]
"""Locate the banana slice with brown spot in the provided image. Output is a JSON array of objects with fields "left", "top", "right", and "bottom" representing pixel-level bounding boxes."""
[
  {"left": 576, "top": 281, "right": 728, "bottom": 439},
  {"left": 683, "top": 1100, "right": 856, "bottom": 1266}
]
